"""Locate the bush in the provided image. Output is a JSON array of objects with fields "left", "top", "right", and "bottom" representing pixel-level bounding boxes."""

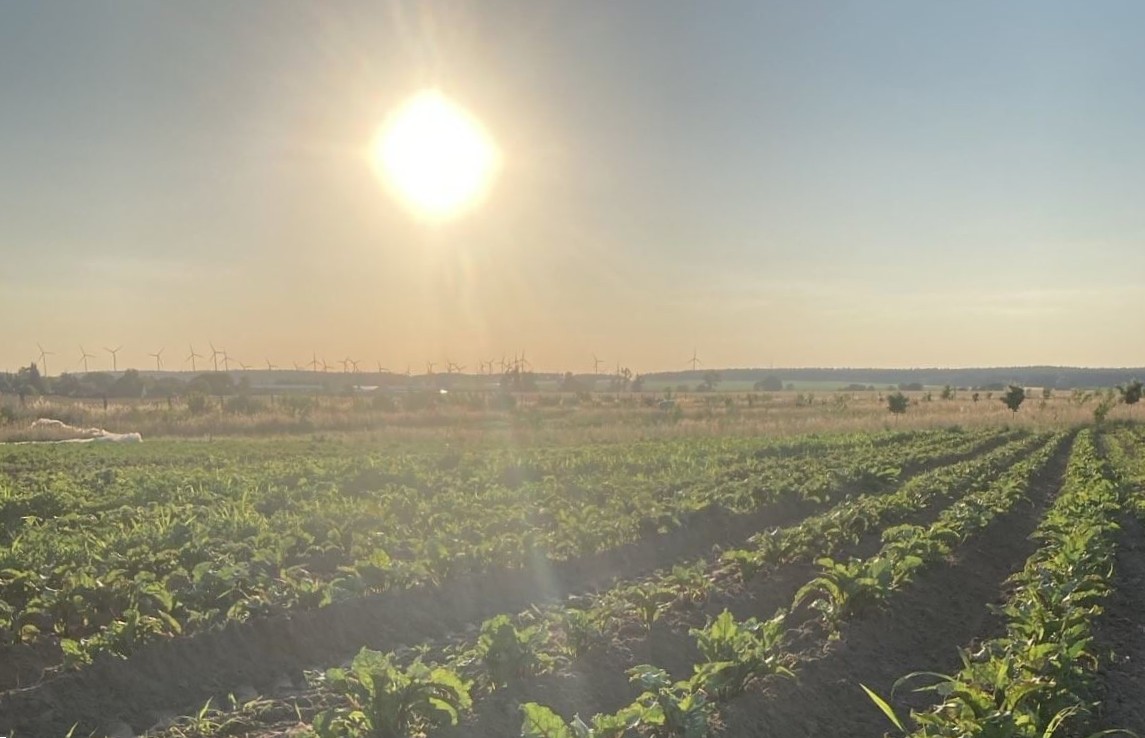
[
  {"left": 887, "top": 392, "right": 909, "bottom": 414},
  {"left": 224, "top": 395, "right": 264, "bottom": 415},
  {"left": 185, "top": 393, "right": 212, "bottom": 415},
  {"left": 1119, "top": 380, "right": 1142, "bottom": 406}
]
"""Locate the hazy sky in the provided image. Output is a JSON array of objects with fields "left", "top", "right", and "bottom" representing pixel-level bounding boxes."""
[{"left": 4, "top": 1, "right": 1145, "bottom": 373}]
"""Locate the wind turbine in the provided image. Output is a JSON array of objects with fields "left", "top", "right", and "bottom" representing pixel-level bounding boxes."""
[
  {"left": 349, "top": 359, "right": 361, "bottom": 373},
  {"left": 376, "top": 361, "right": 390, "bottom": 374},
  {"left": 220, "top": 351, "right": 231, "bottom": 372},
  {"left": 340, "top": 357, "right": 352, "bottom": 373},
  {"left": 186, "top": 345, "right": 203, "bottom": 372},
  {"left": 689, "top": 349, "right": 702, "bottom": 372},
  {"left": 237, "top": 360, "right": 251, "bottom": 371},
  {"left": 148, "top": 348, "right": 164, "bottom": 371},
  {"left": 208, "top": 342, "right": 222, "bottom": 372},
  {"left": 105, "top": 346, "right": 122, "bottom": 372},
  {"left": 265, "top": 359, "right": 277, "bottom": 371},
  {"left": 426, "top": 361, "right": 436, "bottom": 375},
  {"left": 78, "top": 346, "right": 96, "bottom": 373},
  {"left": 36, "top": 344, "right": 53, "bottom": 377},
  {"left": 308, "top": 352, "right": 320, "bottom": 372},
  {"left": 592, "top": 354, "right": 604, "bottom": 375}
]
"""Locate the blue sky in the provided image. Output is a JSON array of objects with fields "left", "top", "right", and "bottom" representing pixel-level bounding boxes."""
[{"left": 3, "top": 1, "right": 1145, "bottom": 373}]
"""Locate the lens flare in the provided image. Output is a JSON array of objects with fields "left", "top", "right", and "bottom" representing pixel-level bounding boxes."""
[{"left": 372, "top": 89, "right": 500, "bottom": 220}]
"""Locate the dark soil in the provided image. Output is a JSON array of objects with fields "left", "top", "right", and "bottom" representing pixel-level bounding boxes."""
[
  {"left": 1088, "top": 513, "right": 1145, "bottom": 733},
  {"left": 0, "top": 433, "right": 1021, "bottom": 737}
]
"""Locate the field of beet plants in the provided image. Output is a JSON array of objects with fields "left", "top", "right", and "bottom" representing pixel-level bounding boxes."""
[{"left": 2, "top": 422, "right": 1145, "bottom": 737}]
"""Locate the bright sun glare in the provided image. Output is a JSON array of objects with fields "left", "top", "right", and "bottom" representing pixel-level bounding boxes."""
[{"left": 372, "top": 90, "right": 500, "bottom": 220}]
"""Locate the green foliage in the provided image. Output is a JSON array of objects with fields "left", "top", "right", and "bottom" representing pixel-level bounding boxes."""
[
  {"left": 1001, "top": 385, "right": 1026, "bottom": 413},
  {"left": 940, "top": 385, "right": 955, "bottom": 400},
  {"left": 1118, "top": 379, "right": 1142, "bottom": 406},
  {"left": 312, "top": 648, "right": 471, "bottom": 738},
  {"left": 793, "top": 556, "right": 897, "bottom": 634},
  {"left": 475, "top": 614, "right": 552, "bottom": 686},
  {"left": 520, "top": 703, "right": 639, "bottom": 738},
  {"left": 689, "top": 609, "right": 792, "bottom": 698},
  {"left": 627, "top": 665, "right": 713, "bottom": 738},
  {"left": 868, "top": 430, "right": 1124, "bottom": 738},
  {"left": 0, "top": 425, "right": 1021, "bottom": 662},
  {"left": 1093, "top": 391, "right": 1119, "bottom": 425},
  {"left": 887, "top": 392, "right": 909, "bottom": 414}
]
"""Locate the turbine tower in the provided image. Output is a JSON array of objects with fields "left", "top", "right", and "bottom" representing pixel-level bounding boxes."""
[
  {"left": 104, "top": 346, "right": 122, "bottom": 372},
  {"left": 208, "top": 342, "right": 222, "bottom": 372},
  {"left": 689, "top": 349, "right": 702, "bottom": 372},
  {"left": 592, "top": 353, "right": 604, "bottom": 375},
  {"left": 36, "top": 343, "right": 53, "bottom": 377},
  {"left": 148, "top": 348, "right": 164, "bottom": 372},
  {"left": 186, "top": 345, "right": 203, "bottom": 372},
  {"left": 78, "top": 346, "right": 96, "bottom": 373}
]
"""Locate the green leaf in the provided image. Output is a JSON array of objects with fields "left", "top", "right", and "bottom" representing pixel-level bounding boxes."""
[
  {"left": 521, "top": 703, "right": 574, "bottom": 738},
  {"left": 860, "top": 684, "right": 905, "bottom": 733}
]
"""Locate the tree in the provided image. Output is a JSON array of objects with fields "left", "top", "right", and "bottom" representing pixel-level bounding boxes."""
[
  {"left": 1119, "top": 380, "right": 1142, "bottom": 406},
  {"left": 887, "top": 392, "right": 909, "bottom": 414},
  {"left": 701, "top": 370, "right": 721, "bottom": 392},
  {"left": 971, "top": 392, "right": 980, "bottom": 403},
  {"left": 1001, "top": 385, "right": 1026, "bottom": 413},
  {"left": 15, "top": 363, "right": 46, "bottom": 396},
  {"left": 940, "top": 385, "right": 955, "bottom": 400},
  {"left": 1041, "top": 387, "right": 1053, "bottom": 400}
]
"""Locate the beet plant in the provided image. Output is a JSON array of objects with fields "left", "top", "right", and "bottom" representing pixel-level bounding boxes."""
[{"left": 311, "top": 648, "right": 471, "bottom": 738}]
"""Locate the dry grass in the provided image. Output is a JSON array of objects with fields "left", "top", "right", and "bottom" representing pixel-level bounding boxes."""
[{"left": 0, "top": 389, "right": 1115, "bottom": 446}]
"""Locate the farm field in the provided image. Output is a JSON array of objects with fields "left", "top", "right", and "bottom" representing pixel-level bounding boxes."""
[{"left": 1, "top": 421, "right": 1144, "bottom": 737}]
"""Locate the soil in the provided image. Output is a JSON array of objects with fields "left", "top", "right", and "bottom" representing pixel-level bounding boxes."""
[
  {"left": 1088, "top": 513, "right": 1145, "bottom": 733},
  {"left": 0, "top": 432, "right": 1020, "bottom": 736}
]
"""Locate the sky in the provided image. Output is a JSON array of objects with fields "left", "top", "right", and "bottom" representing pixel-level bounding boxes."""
[{"left": 3, "top": 1, "right": 1145, "bottom": 374}]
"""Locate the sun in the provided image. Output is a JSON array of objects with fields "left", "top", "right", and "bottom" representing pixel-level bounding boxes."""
[{"left": 372, "top": 90, "right": 500, "bottom": 220}]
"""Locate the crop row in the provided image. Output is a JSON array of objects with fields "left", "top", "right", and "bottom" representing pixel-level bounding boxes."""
[
  {"left": 0, "top": 427, "right": 1011, "bottom": 667},
  {"left": 869, "top": 428, "right": 1122, "bottom": 736},
  {"left": 144, "top": 432, "right": 1061, "bottom": 738},
  {"left": 512, "top": 431, "right": 1066, "bottom": 738}
]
